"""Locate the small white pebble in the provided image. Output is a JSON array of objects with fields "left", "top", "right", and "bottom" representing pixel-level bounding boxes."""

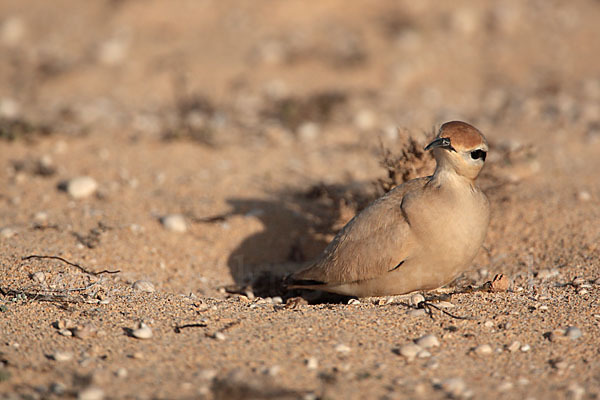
[
  {"left": 213, "top": 332, "right": 226, "bottom": 341},
  {"left": 58, "top": 329, "right": 72, "bottom": 337},
  {"left": 520, "top": 344, "right": 531, "bottom": 352},
  {"left": 498, "top": 381, "right": 514, "bottom": 392},
  {"left": 66, "top": 176, "right": 98, "bottom": 199},
  {"left": 347, "top": 298, "right": 361, "bottom": 305},
  {"left": 416, "top": 334, "right": 440, "bottom": 349},
  {"left": 335, "top": 344, "right": 351, "bottom": 354},
  {"left": 271, "top": 296, "right": 283, "bottom": 304},
  {"left": 266, "top": 365, "right": 280, "bottom": 376},
  {"left": 78, "top": 387, "right": 104, "bottom": 400},
  {"left": 417, "top": 349, "right": 431, "bottom": 358},
  {"left": 305, "top": 357, "right": 319, "bottom": 370},
  {"left": 474, "top": 344, "right": 493, "bottom": 355},
  {"left": 484, "top": 320, "right": 494, "bottom": 328},
  {"left": 52, "top": 351, "right": 73, "bottom": 362},
  {"left": 410, "top": 293, "right": 425, "bottom": 306},
  {"left": 567, "top": 383, "right": 585, "bottom": 400},
  {"left": 398, "top": 343, "right": 421, "bottom": 361},
  {"left": 507, "top": 341, "right": 521, "bottom": 352},
  {"left": 577, "top": 190, "right": 591, "bottom": 202},
  {"left": 565, "top": 326, "right": 582, "bottom": 340},
  {"left": 198, "top": 369, "right": 217, "bottom": 380},
  {"left": 539, "top": 305, "right": 548, "bottom": 311},
  {"left": 441, "top": 378, "right": 466, "bottom": 398},
  {"left": 132, "top": 280, "right": 155, "bottom": 293},
  {"left": 131, "top": 323, "right": 153, "bottom": 339},
  {"left": 517, "top": 377, "right": 530, "bottom": 386},
  {"left": 32, "top": 271, "right": 46, "bottom": 283},
  {"left": 160, "top": 214, "right": 187, "bottom": 232},
  {"left": 115, "top": 368, "right": 128, "bottom": 378},
  {"left": 0, "top": 227, "right": 16, "bottom": 238}
]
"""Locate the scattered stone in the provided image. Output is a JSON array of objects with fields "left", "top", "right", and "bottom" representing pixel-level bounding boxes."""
[
  {"left": 131, "top": 323, "right": 153, "bottom": 339},
  {"left": 550, "top": 358, "right": 568, "bottom": 370},
  {"left": 0, "top": 16, "right": 25, "bottom": 46},
  {"left": 284, "top": 297, "right": 309, "bottom": 308},
  {"left": 490, "top": 273, "right": 509, "bottom": 292},
  {"left": 537, "top": 269, "right": 560, "bottom": 280},
  {"left": 78, "top": 386, "right": 104, "bottom": 400},
  {"left": 160, "top": 214, "right": 187, "bottom": 232},
  {"left": 265, "top": 365, "right": 280, "bottom": 376},
  {"left": 474, "top": 344, "right": 493, "bottom": 355},
  {"left": 567, "top": 383, "right": 585, "bottom": 400},
  {"left": 335, "top": 344, "right": 351, "bottom": 354},
  {"left": 565, "top": 326, "right": 582, "bottom": 340},
  {"left": 520, "top": 344, "right": 531, "bottom": 352},
  {"left": 397, "top": 343, "right": 421, "bottom": 362},
  {"left": 416, "top": 334, "right": 440, "bottom": 349},
  {"left": 58, "top": 329, "right": 73, "bottom": 337},
  {"left": 484, "top": 320, "right": 494, "bottom": 328},
  {"left": 571, "top": 277, "right": 586, "bottom": 286},
  {"left": 213, "top": 332, "right": 226, "bottom": 341},
  {"left": 305, "top": 357, "right": 318, "bottom": 370},
  {"left": 73, "top": 325, "right": 96, "bottom": 339},
  {"left": 297, "top": 122, "right": 320, "bottom": 142},
  {"left": 354, "top": 109, "right": 376, "bottom": 131},
  {"left": 51, "top": 351, "right": 73, "bottom": 362},
  {"left": 440, "top": 377, "right": 466, "bottom": 398},
  {"left": 50, "top": 382, "right": 67, "bottom": 395},
  {"left": 410, "top": 293, "right": 425, "bottom": 306},
  {"left": 132, "top": 280, "right": 155, "bottom": 293},
  {"left": 56, "top": 319, "right": 76, "bottom": 330},
  {"left": 65, "top": 177, "right": 98, "bottom": 199},
  {"left": 197, "top": 369, "right": 217, "bottom": 380},
  {"left": 0, "top": 227, "right": 16, "bottom": 239},
  {"left": 507, "top": 341, "right": 521, "bottom": 352},
  {"left": 417, "top": 349, "right": 431, "bottom": 359},
  {"left": 31, "top": 271, "right": 45, "bottom": 284},
  {"left": 347, "top": 298, "right": 361, "bottom": 305},
  {"left": 577, "top": 191, "right": 591, "bottom": 202},
  {"left": 497, "top": 381, "right": 514, "bottom": 392},
  {"left": 271, "top": 296, "right": 283, "bottom": 304},
  {"left": 517, "top": 377, "right": 530, "bottom": 386},
  {"left": 115, "top": 368, "right": 128, "bottom": 378}
]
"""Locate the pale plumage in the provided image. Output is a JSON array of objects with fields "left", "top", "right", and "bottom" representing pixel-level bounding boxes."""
[{"left": 288, "top": 121, "right": 490, "bottom": 297}]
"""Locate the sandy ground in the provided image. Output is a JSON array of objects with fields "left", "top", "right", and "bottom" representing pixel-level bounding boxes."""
[{"left": 1, "top": 1, "right": 600, "bottom": 399}]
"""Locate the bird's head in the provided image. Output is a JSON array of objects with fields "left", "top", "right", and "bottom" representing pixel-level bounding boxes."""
[{"left": 425, "top": 121, "right": 488, "bottom": 181}]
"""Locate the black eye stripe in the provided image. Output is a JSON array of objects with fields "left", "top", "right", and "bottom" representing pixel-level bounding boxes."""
[{"left": 470, "top": 150, "right": 487, "bottom": 161}]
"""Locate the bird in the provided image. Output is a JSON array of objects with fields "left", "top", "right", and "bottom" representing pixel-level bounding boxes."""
[{"left": 287, "top": 121, "right": 490, "bottom": 297}]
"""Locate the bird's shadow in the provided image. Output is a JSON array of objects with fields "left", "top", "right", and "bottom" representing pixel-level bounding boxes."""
[{"left": 203, "top": 182, "right": 375, "bottom": 303}]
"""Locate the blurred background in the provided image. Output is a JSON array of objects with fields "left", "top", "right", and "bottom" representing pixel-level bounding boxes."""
[{"left": 2, "top": 0, "right": 600, "bottom": 144}]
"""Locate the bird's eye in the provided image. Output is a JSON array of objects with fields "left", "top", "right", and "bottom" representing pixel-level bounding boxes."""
[{"left": 470, "top": 150, "right": 487, "bottom": 161}]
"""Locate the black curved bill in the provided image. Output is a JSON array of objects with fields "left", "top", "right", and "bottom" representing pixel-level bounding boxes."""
[{"left": 424, "top": 137, "right": 455, "bottom": 152}]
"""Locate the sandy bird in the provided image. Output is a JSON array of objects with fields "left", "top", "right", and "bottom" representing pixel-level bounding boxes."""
[{"left": 287, "top": 121, "right": 490, "bottom": 297}]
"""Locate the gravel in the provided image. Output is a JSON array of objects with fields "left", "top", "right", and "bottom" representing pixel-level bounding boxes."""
[
  {"left": 65, "top": 176, "right": 98, "bottom": 199},
  {"left": 160, "top": 214, "right": 187, "bottom": 232},
  {"left": 132, "top": 280, "right": 155, "bottom": 293}
]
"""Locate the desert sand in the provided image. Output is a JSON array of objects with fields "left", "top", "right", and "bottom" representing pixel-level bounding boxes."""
[{"left": 1, "top": 1, "right": 599, "bottom": 399}]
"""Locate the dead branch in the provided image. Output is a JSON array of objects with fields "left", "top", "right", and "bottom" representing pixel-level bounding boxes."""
[{"left": 22, "top": 255, "right": 120, "bottom": 276}]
